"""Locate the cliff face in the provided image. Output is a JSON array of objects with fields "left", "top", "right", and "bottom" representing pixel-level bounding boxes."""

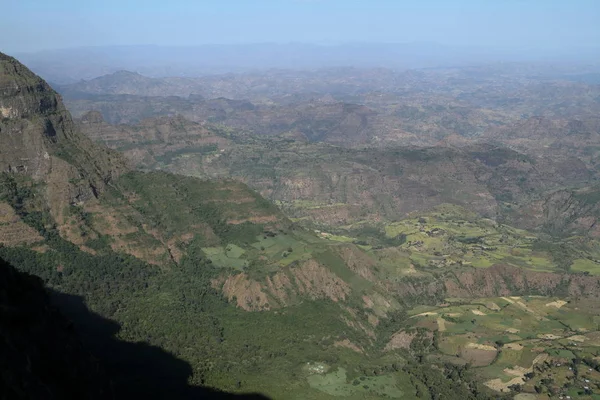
[
  {"left": 1, "top": 53, "right": 62, "bottom": 180},
  {"left": 0, "top": 52, "right": 128, "bottom": 238},
  {"left": 0, "top": 52, "right": 127, "bottom": 201}
]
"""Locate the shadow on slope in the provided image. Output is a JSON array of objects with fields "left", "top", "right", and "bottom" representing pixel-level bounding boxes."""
[
  {"left": 0, "top": 255, "right": 270, "bottom": 400},
  {"left": 50, "top": 290, "right": 271, "bottom": 400}
]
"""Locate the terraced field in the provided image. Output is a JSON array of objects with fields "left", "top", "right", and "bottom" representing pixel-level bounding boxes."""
[
  {"left": 399, "top": 296, "right": 600, "bottom": 398},
  {"left": 323, "top": 204, "right": 600, "bottom": 278},
  {"left": 0, "top": 202, "right": 44, "bottom": 247}
]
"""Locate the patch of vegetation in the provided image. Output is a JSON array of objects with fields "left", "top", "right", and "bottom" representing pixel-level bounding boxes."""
[
  {"left": 571, "top": 258, "right": 600, "bottom": 275},
  {"left": 154, "top": 144, "right": 218, "bottom": 165},
  {"left": 532, "top": 240, "right": 576, "bottom": 272},
  {"left": 202, "top": 245, "right": 247, "bottom": 270}
]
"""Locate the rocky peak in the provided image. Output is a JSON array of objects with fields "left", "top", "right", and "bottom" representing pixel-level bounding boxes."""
[
  {"left": 0, "top": 52, "right": 127, "bottom": 224},
  {"left": 0, "top": 53, "right": 61, "bottom": 120},
  {"left": 1, "top": 53, "right": 72, "bottom": 179},
  {"left": 1, "top": 52, "right": 126, "bottom": 177}
]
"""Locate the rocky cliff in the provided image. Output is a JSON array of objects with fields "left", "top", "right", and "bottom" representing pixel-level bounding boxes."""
[
  {"left": 0, "top": 52, "right": 126, "bottom": 207},
  {"left": 0, "top": 52, "right": 129, "bottom": 245}
]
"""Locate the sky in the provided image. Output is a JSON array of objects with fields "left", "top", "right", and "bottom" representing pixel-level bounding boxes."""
[{"left": 1, "top": 0, "right": 599, "bottom": 53}]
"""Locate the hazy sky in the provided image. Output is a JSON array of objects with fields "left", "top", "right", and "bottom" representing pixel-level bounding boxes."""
[{"left": 2, "top": 0, "right": 599, "bottom": 53}]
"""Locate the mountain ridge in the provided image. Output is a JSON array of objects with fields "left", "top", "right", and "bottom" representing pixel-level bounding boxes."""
[
  {"left": 15, "top": 43, "right": 600, "bottom": 83},
  {"left": 75, "top": 113, "right": 596, "bottom": 236}
]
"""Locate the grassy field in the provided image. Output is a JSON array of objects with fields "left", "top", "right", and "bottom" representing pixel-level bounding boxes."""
[
  {"left": 306, "top": 367, "right": 416, "bottom": 399},
  {"left": 202, "top": 245, "right": 247, "bottom": 270},
  {"left": 572, "top": 258, "right": 600, "bottom": 275}
]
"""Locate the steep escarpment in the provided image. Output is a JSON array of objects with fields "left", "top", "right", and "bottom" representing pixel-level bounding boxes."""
[
  {"left": 0, "top": 53, "right": 126, "bottom": 212},
  {"left": 0, "top": 53, "right": 134, "bottom": 255}
]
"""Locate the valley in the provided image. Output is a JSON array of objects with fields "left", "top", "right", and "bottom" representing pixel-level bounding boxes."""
[{"left": 2, "top": 50, "right": 600, "bottom": 400}]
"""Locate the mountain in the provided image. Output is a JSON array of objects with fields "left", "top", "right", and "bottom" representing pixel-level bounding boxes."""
[
  {"left": 63, "top": 65, "right": 600, "bottom": 239},
  {"left": 0, "top": 52, "right": 128, "bottom": 246},
  {"left": 0, "top": 51, "right": 468, "bottom": 399},
  {"left": 4, "top": 52, "right": 600, "bottom": 399},
  {"left": 60, "top": 70, "right": 207, "bottom": 97},
  {"left": 77, "top": 113, "right": 593, "bottom": 235},
  {"left": 57, "top": 65, "right": 600, "bottom": 151},
  {"left": 0, "top": 52, "right": 125, "bottom": 184}
]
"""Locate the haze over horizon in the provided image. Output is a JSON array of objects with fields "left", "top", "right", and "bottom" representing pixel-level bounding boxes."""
[{"left": 2, "top": 0, "right": 600, "bottom": 54}]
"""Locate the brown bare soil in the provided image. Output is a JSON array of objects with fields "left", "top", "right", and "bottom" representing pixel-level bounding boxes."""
[
  {"left": 336, "top": 245, "right": 377, "bottom": 281},
  {"left": 0, "top": 202, "right": 43, "bottom": 246},
  {"left": 384, "top": 330, "right": 417, "bottom": 351},
  {"left": 333, "top": 339, "right": 364, "bottom": 354},
  {"left": 221, "top": 273, "right": 272, "bottom": 311},
  {"left": 217, "top": 258, "right": 351, "bottom": 311},
  {"left": 460, "top": 347, "right": 497, "bottom": 367}
]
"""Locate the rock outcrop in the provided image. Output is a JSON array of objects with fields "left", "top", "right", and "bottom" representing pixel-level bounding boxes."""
[
  {"left": 0, "top": 52, "right": 128, "bottom": 242},
  {"left": 0, "top": 52, "right": 127, "bottom": 205}
]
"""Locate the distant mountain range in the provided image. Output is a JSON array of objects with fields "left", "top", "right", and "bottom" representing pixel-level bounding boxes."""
[{"left": 12, "top": 43, "right": 600, "bottom": 83}]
